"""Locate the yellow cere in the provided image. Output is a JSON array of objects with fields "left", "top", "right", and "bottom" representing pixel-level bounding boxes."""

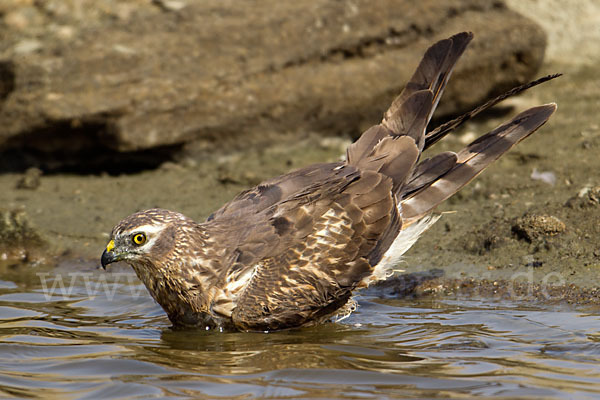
[{"left": 106, "top": 240, "right": 115, "bottom": 253}]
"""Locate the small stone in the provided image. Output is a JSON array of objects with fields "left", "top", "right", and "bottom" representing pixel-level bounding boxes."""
[
  {"left": 54, "top": 25, "right": 75, "bottom": 40},
  {"left": 13, "top": 39, "right": 42, "bottom": 54},
  {"left": 565, "top": 186, "right": 600, "bottom": 208},
  {"left": 4, "top": 10, "right": 29, "bottom": 30},
  {"left": 512, "top": 214, "right": 566, "bottom": 242},
  {"left": 153, "top": 0, "right": 187, "bottom": 12},
  {"left": 113, "top": 44, "right": 137, "bottom": 55},
  {"left": 318, "top": 137, "right": 351, "bottom": 153},
  {"left": 16, "top": 167, "right": 42, "bottom": 190},
  {"left": 4, "top": 6, "right": 42, "bottom": 30},
  {"left": 159, "top": 161, "right": 182, "bottom": 171}
]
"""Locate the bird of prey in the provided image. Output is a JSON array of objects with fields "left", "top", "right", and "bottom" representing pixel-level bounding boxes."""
[{"left": 101, "top": 32, "right": 558, "bottom": 332}]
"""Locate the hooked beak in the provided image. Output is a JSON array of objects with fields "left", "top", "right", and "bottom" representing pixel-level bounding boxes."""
[{"left": 101, "top": 239, "right": 119, "bottom": 270}]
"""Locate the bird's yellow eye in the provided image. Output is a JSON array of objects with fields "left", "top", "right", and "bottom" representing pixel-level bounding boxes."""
[{"left": 132, "top": 233, "right": 147, "bottom": 246}]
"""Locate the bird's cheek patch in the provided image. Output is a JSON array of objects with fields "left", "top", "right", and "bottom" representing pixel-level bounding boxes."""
[
  {"left": 106, "top": 240, "right": 115, "bottom": 253},
  {"left": 149, "top": 226, "right": 176, "bottom": 259}
]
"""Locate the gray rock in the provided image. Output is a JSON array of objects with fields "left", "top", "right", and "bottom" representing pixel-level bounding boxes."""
[{"left": 0, "top": 0, "right": 547, "bottom": 163}]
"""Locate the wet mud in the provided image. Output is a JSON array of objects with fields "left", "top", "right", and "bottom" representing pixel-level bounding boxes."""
[{"left": 0, "top": 55, "right": 598, "bottom": 307}]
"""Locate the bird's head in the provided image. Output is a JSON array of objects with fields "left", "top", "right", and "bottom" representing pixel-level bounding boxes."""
[{"left": 101, "top": 208, "right": 193, "bottom": 270}]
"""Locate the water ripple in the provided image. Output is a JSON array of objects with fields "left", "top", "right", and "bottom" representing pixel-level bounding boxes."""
[{"left": 0, "top": 268, "right": 598, "bottom": 399}]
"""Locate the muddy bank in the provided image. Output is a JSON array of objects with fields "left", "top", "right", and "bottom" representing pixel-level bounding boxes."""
[
  {"left": 0, "top": 0, "right": 546, "bottom": 171},
  {"left": 1, "top": 61, "right": 599, "bottom": 297},
  {"left": 0, "top": 1, "right": 599, "bottom": 302}
]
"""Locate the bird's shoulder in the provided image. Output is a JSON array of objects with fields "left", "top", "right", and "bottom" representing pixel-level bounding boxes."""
[
  {"left": 202, "top": 160, "right": 398, "bottom": 270},
  {"left": 207, "top": 162, "right": 352, "bottom": 221},
  {"left": 202, "top": 162, "right": 359, "bottom": 265}
]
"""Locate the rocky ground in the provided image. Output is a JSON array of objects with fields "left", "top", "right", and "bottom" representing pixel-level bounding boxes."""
[
  {"left": 0, "top": 0, "right": 546, "bottom": 169},
  {"left": 0, "top": 0, "right": 599, "bottom": 304}
]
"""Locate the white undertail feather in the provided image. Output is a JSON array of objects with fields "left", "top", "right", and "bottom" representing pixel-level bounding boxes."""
[{"left": 362, "top": 212, "right": 441, "bottom": 286}]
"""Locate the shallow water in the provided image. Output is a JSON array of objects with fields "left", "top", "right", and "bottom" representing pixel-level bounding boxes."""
[{"left": 0, "top": 264, "right": 599, "bottom": 399}]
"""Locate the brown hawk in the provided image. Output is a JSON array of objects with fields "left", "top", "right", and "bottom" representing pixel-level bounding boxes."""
[{"left": 101, "top": 32, "right": 558, "bottom": 331}]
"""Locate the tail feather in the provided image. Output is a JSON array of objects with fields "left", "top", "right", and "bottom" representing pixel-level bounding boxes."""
[
  {"left": 385, "top": 32, "right": 473, "bottom": 128},
  {"left": 400, "top": 104, "right": 557, "bottom": 224},
  {"left": 402, "top": 151, "right": 458, "bottom": 195},
  {"left": 375, "top": 137, "right": 420, "bottom": 193},
  {"left": 346, "top": 32, "right": 473, "bottom": 192},
  {"left": 346, "top": 125, "right": 392, "bottom": 165},
  {"left": 382, "top": 90, "right": 433, "bottom": 150},
  {"left": 345, "top": 31, "right": 558, "bottom": 229},
  {"left": 424, "top": 73, "right": 562, "bottom": 150},
  {"left": 353, "top": 136, "right": 420, "bottom": 194}
]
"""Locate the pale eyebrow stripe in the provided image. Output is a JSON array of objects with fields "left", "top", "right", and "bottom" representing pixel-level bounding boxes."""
[{"left": 123, "top": 224, "right": 165, "bottom": 235}]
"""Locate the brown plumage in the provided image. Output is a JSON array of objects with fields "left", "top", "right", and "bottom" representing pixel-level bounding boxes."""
[{"left": 101, "top": 32, "right": 558, "bottom": 332}]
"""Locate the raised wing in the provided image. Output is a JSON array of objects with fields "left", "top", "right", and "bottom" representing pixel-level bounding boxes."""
[
  {"left": 214, "top": 32, "right": 473, "bottom": 222},
  {"left": 346, "top": 31, "right": 473, "bottom": 188}
]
